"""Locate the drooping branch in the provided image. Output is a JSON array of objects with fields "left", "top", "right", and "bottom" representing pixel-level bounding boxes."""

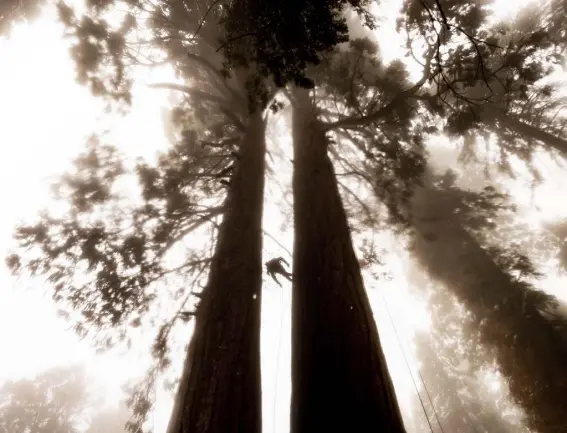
[
  {"left": 479, "top": 104, "right": 567, "bottom": 156},
  {"left": 148, "top": 83, "right": 245, "bottom": 131}
]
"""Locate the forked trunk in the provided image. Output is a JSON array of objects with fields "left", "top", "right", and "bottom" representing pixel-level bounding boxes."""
[
  {"left": 290, "top": 88, "right": 406, "bottom": 433},
  {"left": 166, "top": 111, "right": 266, "bottom": 433},
  {"left": 411, "top": 183, "right": 567, "bottom": 433}
]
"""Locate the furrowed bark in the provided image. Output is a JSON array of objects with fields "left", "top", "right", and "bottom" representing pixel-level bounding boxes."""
[
  {"left": 411, "top": 184, "right": 567, "bottom": 433},
  {"left": 166, "top": 111, "right": 266, "bottom": 433},
  {"left": 290, "top": 87, "right": 406, "bottom": 433}
]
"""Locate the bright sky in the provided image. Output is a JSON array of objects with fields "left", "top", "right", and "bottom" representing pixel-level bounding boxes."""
[{"left": 1, "top": 1, "right": 566, "bottom": 432}]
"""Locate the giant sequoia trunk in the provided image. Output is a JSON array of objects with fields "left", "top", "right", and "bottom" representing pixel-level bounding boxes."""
[
  {"left": 290, "top": 88, "right": 406, "bottom": 433},
  {"left": 166, "top": 111, "right": 266, "bottom": 433},
  {"left": 410, "top": 183, "right": 567, "bottom": 433}
]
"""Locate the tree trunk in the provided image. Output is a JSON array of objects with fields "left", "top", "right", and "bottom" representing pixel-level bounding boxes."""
[
  {"left": 166, "top": 111, "right": 266, "bottom": 433},
  {"left": 410, "top": 183, "right": 567, "bottom": 433},
  {"left": 290, "top": 87, "right": 406, "bottom": 433}
]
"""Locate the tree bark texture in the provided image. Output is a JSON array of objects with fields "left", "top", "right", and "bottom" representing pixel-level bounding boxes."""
[
  {"left": 410, "top": 184, "right": 567, "bottom": 433},
  {"left": 166, "top": 111, "right": 266, "bottom": 433},
  {"left": 290, "top": 87, "right": 406, "bottom": 433}
]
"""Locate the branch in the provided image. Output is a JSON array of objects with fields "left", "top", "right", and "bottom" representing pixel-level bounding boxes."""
[
  {"left": 185, "top": 52, "right": 245, "bottom": 104},
  {"left": 191, "top": 0, "right": 223, "bottom": 40},
  {"left": 481, "top": 105, "right": 567, "bottom": 156},
  {"left": 263, "top": 230, "right": 292, "bottom": 257},
  {"left": 148, "top": 83, "right": 245, "bottom": 131},
  {"left": 325, "top": 45, "right": 435, "bottom": 131},
  {"left": 145, "top": 258, "right": 212, "bottom": 287},
  {"left": 156, "top": 207, "right": 224, "bottom": 260}
]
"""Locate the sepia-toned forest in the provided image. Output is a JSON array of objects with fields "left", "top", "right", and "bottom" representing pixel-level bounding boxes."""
[{"left": 1, "top": 0, "right": 567, "bottom": 432}]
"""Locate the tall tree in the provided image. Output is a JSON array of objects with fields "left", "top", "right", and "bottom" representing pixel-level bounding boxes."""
[
  {"left": 298, "top": 9, "right": 567, "bottom": 427},
  {"left": 408, "top": 268, "right": 529, "bottom": 433},
  {"left": 10, "top": 121, "right": 266, "bottom": 433},
  {"left": 288, "top": 82, "right": 408, "bottom": 432},
  {"left": 0, "top": 0, "right": 44, "bottom": 36},
  {"left": 29, "top": 2, "right": 275, "bottom": 432},
  {"left": 405, "top": 170, "right": 567, "bottom": 432},
  {"left": 164, "top": 109, "right": 266, "bottom": 433},
  {"left": 0, "top": 366, "right": 89, "bottom": 433}
]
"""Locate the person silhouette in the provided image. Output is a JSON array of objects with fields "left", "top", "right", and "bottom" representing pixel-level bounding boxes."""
[{"left": 265, "top": 256, "right": 292, "bottom": 286}]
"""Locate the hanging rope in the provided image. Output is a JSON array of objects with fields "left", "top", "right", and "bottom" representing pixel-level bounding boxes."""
[
  {"left": 386, "top": 294, "right": 448, "bottom": 433},
  {"left": 381, "top": 293, "right": 435, "bottom": 433},
  {"left": 271, "top": 282, "right": 286, "bottom": 433}
]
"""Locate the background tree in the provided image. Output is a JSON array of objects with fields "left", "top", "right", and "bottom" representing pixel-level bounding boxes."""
[
  {"left": 0, "top": 364, "right": 130, "bottom": 433},
  {"left": 0, "top": 365, "right": 87, "bottom": 433},
  {"left": 408, "top": 266, "right": 531, "bottom": 433},
  {"left": 0, "top": 0, "right": 45, "bottom": 36},
  {"left": 399, "top": 169, "right": 567, "bottom": 433}
]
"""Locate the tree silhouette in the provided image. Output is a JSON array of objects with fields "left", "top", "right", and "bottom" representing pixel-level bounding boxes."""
[
  {"left": 408, "top": 265, "right": 529, "bottom": 433},
  {"left": 0, "top": 365, "right": 129, "bottom": 433},
  {"left": 400, "top": 170, "right": 567, "bottom": 432},
  {"left": 0, "top": 0, "right": 45, "bottom": 36}
]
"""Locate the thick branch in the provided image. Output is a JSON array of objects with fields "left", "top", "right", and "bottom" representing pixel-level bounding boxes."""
[
  {"left": 480, "top": 105, "right": 567, "bottom": 156},
  {"left": 325, "top": 46, "right": 435, "bottom": 131},
  {"left": 148, "top": 83, "right": 245, "bottom": 131},
  {"left": 157, "top": 207, "right": 223, "bottom": 261},
  {"left": 185, "top": 52, "right": 245, "bottom": 104}
]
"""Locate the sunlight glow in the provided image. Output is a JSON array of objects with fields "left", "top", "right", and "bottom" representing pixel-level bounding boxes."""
[{"left": 489, "top": 0, "right": 536, "bottom": 22}]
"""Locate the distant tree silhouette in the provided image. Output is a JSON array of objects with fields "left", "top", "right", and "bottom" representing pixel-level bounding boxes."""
[
  {"left": 0, "top": 366, "right": 88, "bottom": 433},
  {"left": 0, "top": 0, "right": 44, "bottom": 36},
  {"left": 0, "top": 365, "right": 129, "bottom": 433}
]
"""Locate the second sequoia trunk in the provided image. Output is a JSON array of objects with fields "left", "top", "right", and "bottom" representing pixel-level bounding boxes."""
[{"left": 290, "top": 88, "right": 406, "bottom": 433}]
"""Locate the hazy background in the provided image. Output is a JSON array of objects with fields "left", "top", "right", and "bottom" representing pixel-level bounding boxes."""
[{"left": 1, "top": 0, "right": 566, "bottom": 432}]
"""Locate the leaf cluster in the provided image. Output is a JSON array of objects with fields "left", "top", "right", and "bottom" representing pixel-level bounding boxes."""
[
  {"left": 220, "top": 0, "right": 376, "bottom": 88},
  {"left": 57, "top": 1, "right": 134, "bottom": 105},
  {"left": 0, "top": 0, "right": 45, "bottom": 36},
  {"left": 6, "top": 130, "right": 231, "bottom": 348}
]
